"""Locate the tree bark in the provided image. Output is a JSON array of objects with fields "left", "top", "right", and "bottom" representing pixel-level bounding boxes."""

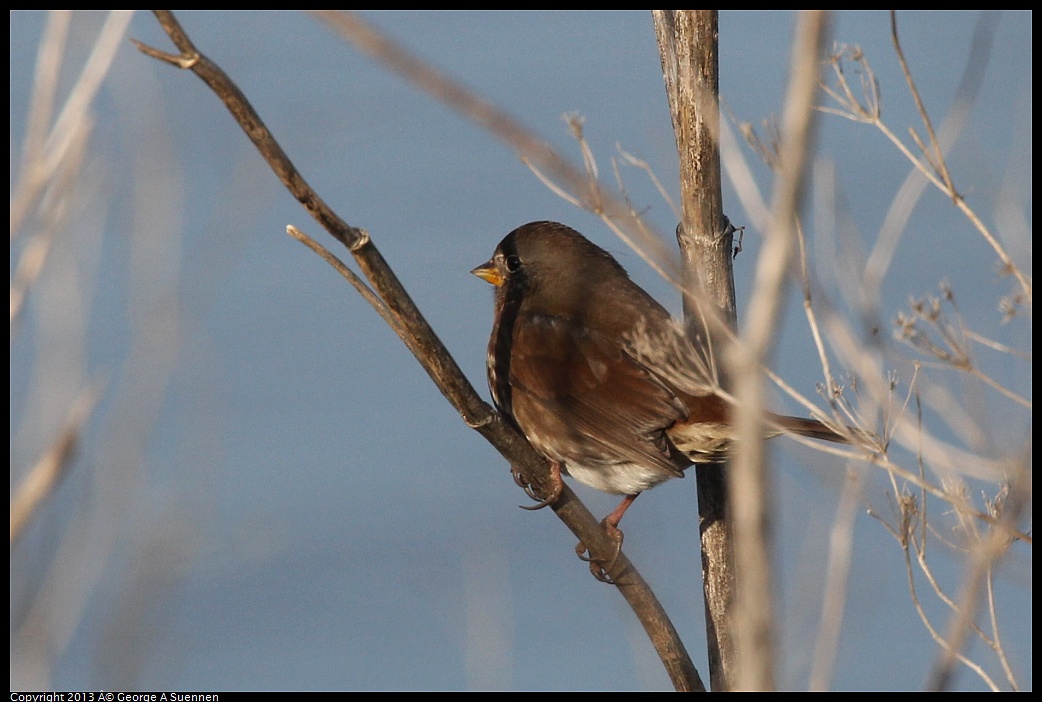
[{"left": 653, "top": 10, "right": 737, "bottom": 692}]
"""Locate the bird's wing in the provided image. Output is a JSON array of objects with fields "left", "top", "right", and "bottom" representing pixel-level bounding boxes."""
[{"left": 507, "top": 313, "right": 688, "bottom": 477}]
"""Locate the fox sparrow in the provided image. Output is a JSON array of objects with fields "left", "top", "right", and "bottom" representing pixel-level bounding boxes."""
[{"left": 472, "top": 221, "right": 852, "bottom": 546}]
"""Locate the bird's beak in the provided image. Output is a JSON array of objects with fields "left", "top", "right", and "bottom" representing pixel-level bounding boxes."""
[{"left": 471, "top": 259, "right": 503, "bottom": 287}]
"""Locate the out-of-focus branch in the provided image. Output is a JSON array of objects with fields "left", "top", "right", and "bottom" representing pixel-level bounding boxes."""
[
  {"left": 10, "top": 383, "right": 102, "bottom": 544},
  {"left": 10, "top": 10, "right": 134, "bottom": 240},
  {"left": 727, "top": 10, "right": 830, "bottom": 691},
  {"left": 11, "top": 11, "right": 133, "bottom": 332},
  {"left": 135, "top": 10, "right": 703, "bottom": 692},
  {"left": 10, "top": 10, "right": 132, "bottom": 547}
]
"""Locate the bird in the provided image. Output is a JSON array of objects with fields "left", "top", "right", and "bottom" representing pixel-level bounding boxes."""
[{"left": 472, "top": 221, "right": 858, "bottom": 561}]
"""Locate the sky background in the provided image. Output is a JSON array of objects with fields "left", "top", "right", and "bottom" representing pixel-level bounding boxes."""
[{"left": 10, "top": 10, "right": 1032, "bottom": 691}]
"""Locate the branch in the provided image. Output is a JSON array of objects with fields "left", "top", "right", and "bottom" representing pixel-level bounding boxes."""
[
  {"left": 727, "top": 10, "right": 830, "bottom": 691},
  {"left": 135, "top": 10, "right": 703, "bottom": 692}
]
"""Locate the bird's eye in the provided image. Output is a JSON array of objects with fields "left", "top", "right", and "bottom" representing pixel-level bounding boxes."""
[{"left": 505, "top": 255, "right": 522, "bottom": 272}]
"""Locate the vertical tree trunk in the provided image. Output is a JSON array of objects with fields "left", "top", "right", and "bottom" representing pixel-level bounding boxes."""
[{"left": 653, "top": 10, "right": 737, "bottom": 692}]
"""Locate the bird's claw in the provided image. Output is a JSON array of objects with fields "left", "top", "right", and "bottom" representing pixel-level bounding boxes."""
[
  {"left": 513, "top": 461, "right": 563, "bottom": 511},
  {"left": 575, "top": 520, "right": 624, "bottom": 584}
]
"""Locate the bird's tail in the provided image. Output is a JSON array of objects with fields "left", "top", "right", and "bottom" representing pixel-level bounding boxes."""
[{"left": 770, "top": 413, "right": 876, "bottom": 448}]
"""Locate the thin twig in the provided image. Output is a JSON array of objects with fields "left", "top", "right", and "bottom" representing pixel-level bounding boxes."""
[
  {"left": 286, "top": 225, "right": 397, "bottom": 331},
  {"left": 900, "top": 524, "right": 1001, "bottom": 691},
  {"left": 985, "top": 562, "right": 1020, "bottom": 691},
  {"left": 889, "top": 11, "right": 955, "bottom": 193}
]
